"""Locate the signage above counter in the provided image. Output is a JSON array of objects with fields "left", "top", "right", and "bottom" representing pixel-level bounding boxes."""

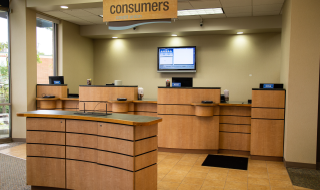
[{"left": 103, "top": 0, "right": 178, "bottom": 22}]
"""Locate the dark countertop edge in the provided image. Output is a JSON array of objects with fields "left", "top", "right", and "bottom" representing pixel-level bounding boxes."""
[
  {"left": 37, "top": 84, "right": 68, "bottom": 86},
  {"left": 158, "top": 86, "right": 221, "bottom": 89},
  {"left": 252, "top": 88, "right": 286, "bottom": 90},
  {"left": 79, "top": 85, "right": 138, "bottom": 87}
]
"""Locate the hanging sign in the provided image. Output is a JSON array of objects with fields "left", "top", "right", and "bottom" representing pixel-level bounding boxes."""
[{"left": 103, "top": 0, "right": 177, "bottom": 22}]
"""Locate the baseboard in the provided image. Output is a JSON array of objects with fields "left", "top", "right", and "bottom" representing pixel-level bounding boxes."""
[
  {"left": 0, "top": 137, "right": 12, "bottom": 143},
  {"left": 158, "top": 147, "right": 218, "bottom": 154},
  {"left": 218, "top": 149, "right": 250, "bottom": 156},
  {"left": 284, "top": 158, "right": 317, "bottom": 169},
  {"left": 31, "top": 186, "right": 69, "bottom": 190},
  {"left": 251, "top": 155, "right": 283, "bottom": 162},
  {"left": 317, "top": 162, "right": 320, "bottom": 170},
  {"left": 12, "top": 138, "right": 26, "bottom": 142}
]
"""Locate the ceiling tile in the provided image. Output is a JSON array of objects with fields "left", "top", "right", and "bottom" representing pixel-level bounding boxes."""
[
  {"left": 189, "top": 0, "right": 222, "bottom": 9},
  {"left": 61, "top": 9, "right": 96, "bottom": 17},
  {"left": 44, "top": 11, "right": 74, "bottom": 18},
  {"left": 225, "top": 12, "right": 252, "bottom": 17},
  {"left": 253, "top": 0, "right": 285, "bottom": 6},
  {"left": 177, "top": 15, "right": 201, "bottom": 20},
  {"left": 223, "top": 6, "right": 252, "bottom": 14},
  {"left": 62, "top": 17, "right": 94, "bottom": 25},
  {"left": 200, "top": 14, "right": 226, "bottom": 19},
  {"left": 220, "top": 0, "right": 252, "bottom": 7},
  {"left": 253, "top": 11, "right": 280, "bottom": 16},
  {"left": 178, "top": 2, "right": 194, "bottom": 10},
  {"left": 83, "top": 8, "right": 103, "bottom": 15},
  {"left": 253, "top": 4, "right": 283, "bottom": 12},
  {"left": 82, "top": 16, "right": 103, "bottom": 23}
]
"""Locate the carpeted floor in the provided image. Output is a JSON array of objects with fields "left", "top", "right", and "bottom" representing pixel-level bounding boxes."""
[
  {"left": 287, "top": 167, "right": 320, "bottom": 190},
  {"left": 0, "top": 142, "right": 31, "bottom": 190}
]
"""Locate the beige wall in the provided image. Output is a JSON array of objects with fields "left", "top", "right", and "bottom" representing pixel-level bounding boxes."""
[
  {"left": 11, "top": 1, "right": 37, "bottom": 138},
  {"left": 93, "top": 33, "right": 281, "bottom": 101},
  {"left": 282, "top": 0, "right": 320, "bottom": 165},
  {"left": 59, "top": 20, "right": 94, "bottom": 94}
]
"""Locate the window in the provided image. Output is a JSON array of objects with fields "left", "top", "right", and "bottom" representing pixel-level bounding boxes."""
[
  {"left": 36, "top": 17, "right": 57, "bottom": 84},
  {"left": 0, "top": 10, "right": 10, "bottom": 139}
]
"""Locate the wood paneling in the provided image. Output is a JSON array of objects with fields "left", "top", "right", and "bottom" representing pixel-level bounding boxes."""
[
  {"left": 66, "top": 160, "right": 99, "bottom": 190},
  {"left": 39, "top": 100, "right": 56, "bottom": 109},
  {"left": 66, "top": 133, "right": 97, "bottom": 149},
  {"left": 63, "top": 100, "right": 79, "bottom": 110},
  {"left": 27, "top": 118, "right": 65, "bottom": 132},
  {"left": 66, "top": 120, "right": 98, "bottom": 135},
  {"left": 27, "top": 144, "right": 65, "bottom": 158},
  {"left": 135, "top": 164, "right": 157, "bottom": 190},
  {"left": 251, "top": 119, "right": 284, "bottom": 157},
  {"left": 98, "top": 122, "right": 134, "bottom": 140},
  {"left": 252, "top": 108, "right": 285, "bottom": 119},
  {"left": 66, "top": 147, "right": 98, "bottom": 163},
  {"left": 134, "top": 103, "right": 157, "bottom": 112},
  {"left": 220, "top": 107, "right": 251, "bottom": 116},
  {"left": 194, "top": 106, "right": 214, "bottom": 116},
  {"left": 98, "top": 151, "right": 134, "bottom": 171},
  {"left": 220, "top": 116, "right": 251, "bottom": 125},
  {"left": 99, "top": 165, "right": 134, "bottom": 190},
  {"left": 134, "top": 124, "right": 158, "bottom": 140},
  {"left": 252, "top": 90, "right": 285, "bottom": 108},
  {"left": 79, "top": 86, "right": 138, "bottom": 102},
  {"left": 135, "top": 137, "right": 157, "bottom": 155},
  {"left": 37, "top": 85, "right": 67, "bottom": 98},
  {"left": 98, "top": 137, "right": 134, "bottom": 155},
  {"left": 158, "top": 105, "right": 195, "bottom": 115},
  {"left": 135, "top": 150, "right": 157, "bottom": 171},
  {"left": 27, "top": 157, "right": 65, "bottom": 188},
  {"left": 112, "top": 103, "right": 130, "bottom": 113},
  {"left": 26, "top": 131, "right": 65, "bottom": 145},
  {"left": 158, "top": 88, "right": 220, "bottom": 105},
  {"left": 219, "top": 132, "right": 250, "bottom": 151},
  {"left": 219, "top": 124, "right": 251, "bottom": 133},
  {"left": 134, "top": 112, "right": 158, "bottom": 117},
  {"left": 158, "top": 115, "right": 219, "bottom": 150}
]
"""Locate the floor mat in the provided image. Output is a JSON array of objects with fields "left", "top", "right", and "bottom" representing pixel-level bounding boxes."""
[
  {"left": 202, "top": 154, "right": 248, "bottom": 170},
  {"left": 287, "top": 167, "right": 320, "bottom": 190}
]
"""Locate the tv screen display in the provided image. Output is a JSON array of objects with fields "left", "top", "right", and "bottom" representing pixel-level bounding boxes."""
[{"left": 157, "top": 46, "right": 196, "bottom": 72}]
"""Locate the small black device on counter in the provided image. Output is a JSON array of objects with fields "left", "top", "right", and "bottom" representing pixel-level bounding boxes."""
[
  {"left": 68, "top": 93, "right": 79, "bottom": 98},
  {"left": 220, "top": 94, "right": 226, "bottom": 103},
  {"left": 201, "top": 101, "right": 213, "bottom": 104},
  {"left": 260, "top": 83, "right": 283, "bottom": 89},
  {"left": 106, "top": 83, "right": 114, "bottom": 85},
  {"left": 248, "top": 99, "right": 252, "bottom": 104},
  {"left": 117, "top": 98, "right": 127, "bottom": 101},
  {"left": 172, "top": 77, "right": 193, "bottom": 87},
  {"left": 43, "top": 96, "right": 55, "bottom": 98}
]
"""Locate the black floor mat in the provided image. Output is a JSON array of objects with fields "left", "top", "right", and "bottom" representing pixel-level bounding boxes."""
[{"left": 202, "top": 154, "right": 248, "bottom": 170}]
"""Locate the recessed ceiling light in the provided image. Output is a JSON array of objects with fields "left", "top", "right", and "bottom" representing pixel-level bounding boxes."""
[
  {"left": 237, "top": 32, "right": 244, "bottom": 34},
  {"left": 178, "top": 8, "right": 223, "bottom": 16},
  {"left": 112, "top": 37, "right": 118, "bottom": 39},
  {"left": 172, "top": 34, "right": 177, "bottom": 36},
  {"left": 60, "top": 6, "right": 68, "bottom": 9},
  {"left": 99, "top": 15, "right": 103, "bottom": 18}
]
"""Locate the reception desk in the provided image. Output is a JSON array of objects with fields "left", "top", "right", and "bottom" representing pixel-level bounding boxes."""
[{"left": 17, "top": 110, "right": 161, "bottom": 190}]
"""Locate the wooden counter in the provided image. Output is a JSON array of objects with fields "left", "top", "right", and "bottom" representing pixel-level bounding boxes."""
[{"left": 18, "top": 110, "right": 161, "bottom": 190}]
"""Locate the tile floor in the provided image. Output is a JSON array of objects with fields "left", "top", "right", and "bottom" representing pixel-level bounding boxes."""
[{"left": 0, "top": 143, "right": 313, "bottom": 190}]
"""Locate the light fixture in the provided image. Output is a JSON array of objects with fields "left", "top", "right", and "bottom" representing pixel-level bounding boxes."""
[
  {"left": 172, "top": 34, "right": 177, "bottom": 36},
  {"left": 99, "top": 15, "right": 103, "bottom": 18},
  {"left": 60, "top": 6, "right": 68, "bottom": 9},
  {"left": 178, "top": 8, "right": 223, "bottom": 16},
  {"left": 112, "top": 37, "right": 118, "bottom": 39},
  {"left": 237, "top": 32, "right": 244, "bottom": 34}
]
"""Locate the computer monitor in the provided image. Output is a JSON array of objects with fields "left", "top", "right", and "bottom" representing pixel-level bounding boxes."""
[{"left": 49, "top": 76, "right": 64, "bottom": 84}]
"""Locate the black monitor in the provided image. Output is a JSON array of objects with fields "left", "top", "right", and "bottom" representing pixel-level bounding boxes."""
[
  {"left": 172, "top": 77, "right": 193, "bottom": 87},
  {"left": 49, "top": 76, "right": 64, "bottom": 84}
]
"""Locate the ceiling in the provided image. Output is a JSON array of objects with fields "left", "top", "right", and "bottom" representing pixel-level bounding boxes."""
[{"left": 39, "top": 0, "right": 285, "bottom": 26}]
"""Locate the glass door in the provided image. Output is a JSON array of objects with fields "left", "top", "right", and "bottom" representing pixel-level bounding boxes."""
[{"left": 0, "top": 10, "right": 10, "bottom": 141}]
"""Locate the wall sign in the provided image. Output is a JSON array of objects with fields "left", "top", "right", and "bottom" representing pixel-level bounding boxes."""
[{"left": 103, "top": 0, "right": 177, "bottom": 22}]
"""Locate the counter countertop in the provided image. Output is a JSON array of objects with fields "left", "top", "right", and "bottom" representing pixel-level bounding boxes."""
[
  {"left": 17, "top": 110, "right": 162, "bottom": 126},
  {"left": 252, "top": 88, "right": 286, "bottom": 90},
  {"left": 79, "top": 85, "right": 138, "bottom": 87},
  {"left": 158, "top": 86, "right": 221, "bottom": 89}
]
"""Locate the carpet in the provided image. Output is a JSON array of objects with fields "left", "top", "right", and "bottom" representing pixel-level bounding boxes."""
[
  {"left": 287, "top": 167, "right": 320, "bottom": 190},
  {"left": 0, "top": 142, "right": 31, "bottom": 190},
  {"left": 202, "top": 154, "right": 248, "bottom": 170}
]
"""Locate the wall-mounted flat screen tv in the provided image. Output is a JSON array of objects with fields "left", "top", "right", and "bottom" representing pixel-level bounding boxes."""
[{"left": 157, "top": 46, "right": 196, "bottom": 72}]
